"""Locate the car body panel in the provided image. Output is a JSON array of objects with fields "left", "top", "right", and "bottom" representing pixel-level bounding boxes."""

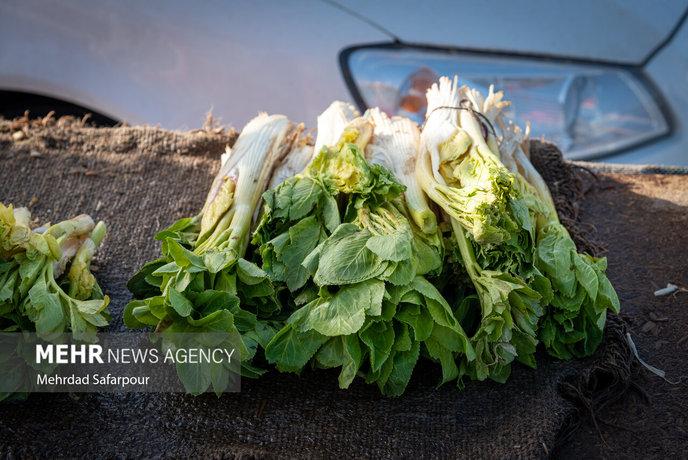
[
  {"left": 0, "top": 0, "right": 387, "bottom": 129},
  {"left": 332, "top": 0, "right": 688, "bottom": 64},
  {"left": 0, "top": 0, "right": 686, "bottom": 165}
]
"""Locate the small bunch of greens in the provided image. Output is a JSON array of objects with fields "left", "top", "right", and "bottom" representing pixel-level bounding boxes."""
[
  {"left": 418, "top": 76, "right": 619, "bottom": 384},
  {"left": 125, "top": 114, "right": 299, "bottom": 387},
  {"left": 0, "top": 203, "right": 109, "bottom": 342},
  {"left": 418, "top": 77, "right": 547, "bottom": 383},
  {"left": 364, "top": 108, "right": 474, "bottom": 385},
  {"left": 254, "top": 102, "right": 472, "bottom": 395},
  {"left": 481, "top": 90, "right": 621, "bottom": 359}
]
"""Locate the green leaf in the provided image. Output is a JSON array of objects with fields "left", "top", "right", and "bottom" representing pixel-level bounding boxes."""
[
  {"left": 239, "top": 279, "right": 274, "bottom": 299},
  {"left": 511, "top": 328, "right": 538, "bottom": 368},
  {"left": 191, "top": 290, "right": 240, "bottom": 317},
  {"left": 210, "top": 360, "right": 231, "bottom": 395},
  {"left": 288, "top": 177, "right": 324, "bottom": 220},
  {"left": 536, "top": 224, "right": 576, "bottom": 297},
  {"left": 321, "top": 193, "right": 341, "bottom": 233},
  {"left": 314, "top": 337, "right": 343, "bottom": 368},
  {"left": 314, "top": 224, "right": 385, "bottom": 286},
  {"left": 381, "top": 341, "right": 420, "bottom": 397},
  {"left": 73, "top": 298, "right": 108, "bottom": 315},
  {"left": 425, "top": 338, "right": 459, "bottom": 385},
  {"left": 338, "top": 334, "right": 362, "bottom": 389},
  {"left": 314, "top": 335, "right": 362, "bottom": 389},
  {"left": 236, "top": 259, "right": 268, "bottom": 285},
  {"left": 394, "top": 323, "right": 412, "bottom": 352},
  {"left": 176, "top": 360, "right": 212, "bottom": 396},
  {"left": 413, "top": 237, "right": 442, "bottom": 276},
  {"left": 69, "top": 304, "right": 96, "bottom": 342},
  {"left": 214, "top": 271, "right": 237, "bottom": 295},
  {"left": 301, "top": 279, "right": 385, "bottom": 336},
  {"left": 366, "top": 231, "right": 412, "bottom": 263},
  {"left": 128, "top": 258, "right": 166, "bottom": 298},
  {"left": 0, "top": 269, "right": 17, "bottom": 303},
  {"left": 399, "top": 305, "right": 434, "bottom": 342},
  {"left": 203, "top": 249, "right": 236, "bottom": 274},
  {"left": 82, "top": 312, "right": 109, "bottom": 328},
  {"left": 26, "top": 279, "right": 65, "bottom": 338},
  {"left": 384, "top": 259, "right": 416, "bottom": 286},
  {"left": 573, "top": 253, "right": 599, "bottom": 301},
  {"left": 301, "top": 241, "right": 323, "bottom": 276},
  {"left": 359, "top": 320, "right": 395, "bottom": 372},
  {"left": 595, "top": 263, "right": 620, "bottom": 314},
  {"left": 175, "top": 270, "right": 193, "bottom": 292},
  {"left": 265, "top": 325, "right": 328, "bottom": 373},
  {"left": 124, "top": 299, "right": 156, "bottom": 328},
  {"left": 18, "top": 256, "right": 46, "bottom": 297},
  {"left": 168, "top": 288, "right": 193, "bottom": 317},
  {"left": 165, "top": 239, "right": 205, "bottom": 271},
  {"left": 184, "top": 309, "right": 236, "bottom": 332},
  {"left": 432, "top": 324, "right": 472, "bottom": 357},
  {"left": 155, "top": 217, "right": 198, "bottom": 241},
  {"left": 282, "top": 216, "right": 321, "bottom": 291}
]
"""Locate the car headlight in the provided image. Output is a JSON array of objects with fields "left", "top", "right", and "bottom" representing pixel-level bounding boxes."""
[{"left": 341, "top": 45, "right": 670, "bottom": 160}]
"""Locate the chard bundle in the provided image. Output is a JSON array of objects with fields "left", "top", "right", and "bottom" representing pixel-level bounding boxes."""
[
  {"left": 476, "top": 87, "right": 621, "bottom": 359},
  {"left": 0, "top": 204, "right": 109, "bottom": 341},
  {"left": 418, "top": 77, "right": 619, "bottom": 383},
  {"left": 124, "top": 76, "right": 621, "bottom": 397},
  {"left": 254, "top": 102, "right": 471, "bottom": 395},
  {"left": 125, "top": 114, "right": 300, "bottom": 379}
]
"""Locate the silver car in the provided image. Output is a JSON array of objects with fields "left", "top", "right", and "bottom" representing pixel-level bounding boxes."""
[{"left": 1, "top": 0, "right": 686, "bottom": 164}]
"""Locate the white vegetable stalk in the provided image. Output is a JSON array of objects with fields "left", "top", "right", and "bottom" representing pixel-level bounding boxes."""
[
  {"left": 418, "top": 76, "right": 503, "bottom": 231},
  {"left": 416, "top": 127, "right": 481, "bottom": 280},
  {"left": 418, "top": 76, "right": 511, "bottom": 290},
  {"left": 421, "top": 76, "right": 556, "bottom": 222},
  {"left": 48, "top": 214, "right": 96, "bottom": 277},
  {"left": 313, "top": 101, "right": 359, "bottom": 157},
  {"left": 67, "top": 221, "right": 106, "bottom": 298},
  {"left": 364, "top": 108, "right": 437, "bottom": 234},
  {"left": 197, "top": 113, "right": 296, "bottom": 254},
  {"left": 422, "top": 77, "right": 461, "bottom": 186},
  {"left": 418, "top": 77, "right": 476, "bottom": 271},
  {"left": 268, "top": 101, "right": 363, "bottom": 191},
  {"left": 340, "top": 117, "right": 374, "bottom": 151},
  {"left": 12, "top": 207, "right": 31, "bottom": 228},
  {"left": 46, "top": 214, "right": 95, "bottom": 239},
  {"left": 53, "top": 234, "right": 88, "bottom": 278},
  {"left": 464, "top": 85, "right": 507, "bottom": 156},
  {"left": 269, "top": 141, "right": 314, "bottom": 188},
  {"left": 477, "top": 84, "right": 558, "bottom": 216}
]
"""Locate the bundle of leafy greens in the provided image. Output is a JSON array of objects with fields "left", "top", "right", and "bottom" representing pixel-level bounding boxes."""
[
  {"left": 417, "top": 77, "right": 547, "bottom": 383},
  {"left": 417, "top": 76, "right": 619, "bottom": 384},
  {"left": 476, "top": 87, "right": 621, "bottom": 359},
  {"left": 254, "top": 102, "right": 472, "bottom": 395},
  {"left": 125, "top": 113, "right": 300, "bottom": 386},
  {"left": 363, "top": 108, "right": 475, "bottom": 385},
  {"left": 0, "top": 204, "right": 109, "bottom": 341}
]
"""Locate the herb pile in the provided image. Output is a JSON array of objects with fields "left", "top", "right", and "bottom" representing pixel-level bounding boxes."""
[
  {"left": 417, "top": 77, "right": 620, "bottom": 382},
  {"left": 0, "top": 204, "right": 109, "bottom": 341},
  {"left": 254, "top": 104, "right": 471, "bottom": 395},
  {"left": 125, "top": 114, "right": 301, "bottom": 389},
  {"left": 127, "top": 76, "right": 620, "bottom": 396}
]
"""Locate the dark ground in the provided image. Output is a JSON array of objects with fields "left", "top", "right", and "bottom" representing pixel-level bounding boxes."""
[{"left": 560, "top": 173, "right": 688, "bottom": 457}]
